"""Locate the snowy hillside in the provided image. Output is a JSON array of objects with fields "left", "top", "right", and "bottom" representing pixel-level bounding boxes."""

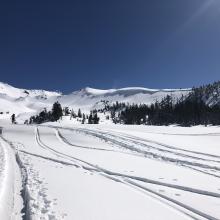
[
  {"left": 60, "top": 87, "right": 191, "bottom": 111},
  {"left": 190, "top": 81, "right": 220, "bottom": 106},
  {"left": 0, "top": 82, "right": 191, "bottom": 122},
  {"left": 0, "top": 82, "right": 61, "bottom": 117}
]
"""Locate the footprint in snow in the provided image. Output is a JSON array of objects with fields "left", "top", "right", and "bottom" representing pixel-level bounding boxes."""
[
  {"left": 48, "top": 214, "right": 56, "bottom": 220},
  {"left": 32, "top": 203, "right": 39, "bottom": 209},
  {"left": 37, "top": 180, "right": 43, "bottom": 184},
  {"left": 175, "top": 193, "right": 181, "bottom": 196},
  {"left": 61, "top": 213, "right": 68, "bottom": 218},
  {"left": 39, "top": 192, "right": 47, "bottom": 198},
  {"left": 41, "top": 208, "right": 48, "bottom": 214}
]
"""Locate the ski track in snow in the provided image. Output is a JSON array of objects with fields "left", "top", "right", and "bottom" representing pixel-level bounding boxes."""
[
  {"left": 1, "top": 125, "right": 220, "bottom": 220},
  {"left": 1, "top": 135, "right": 66, "bottom": 220},
  {"left": 0, "top": 138, "right": 23, "bottom": 220},
  {"left": 63, "top": 127, "right": 220, "bottom": 178},
  {"left": 56, "top": 128, "right": 220, "bottom": 198},
  {"left": 37, "top": 127, "right": 219, "bottom": 220}
]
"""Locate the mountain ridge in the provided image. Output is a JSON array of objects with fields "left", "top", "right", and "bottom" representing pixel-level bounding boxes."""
[{"left": 0, "top": 81, "right": 192, "bottom": 123}]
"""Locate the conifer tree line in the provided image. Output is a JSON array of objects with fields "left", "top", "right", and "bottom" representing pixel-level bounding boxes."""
[
  {"left": 28, "top": 81, "right": 220, "bottom": 126},
  {"left": 108, "top": 81, "right": 220, "bottom": 126},
  {"left": 29, "top": 101, "right": 63, "bottom": 124},
  {"left": 29, "top": 102, "right": 100, "bottom": 124}
]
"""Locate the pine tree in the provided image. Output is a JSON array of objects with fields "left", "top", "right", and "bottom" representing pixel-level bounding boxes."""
[
  {"left": 82, "top": 113, "right": 86, "bottom": 124},
  {"left": 88, "top": 112, "right": 93, "bottom": 124},
  {"left": 78, "top": 108, "right": 82, "bottom": 118},
  {"left": 70, "top": 109, "right": 76, "bottom": 120},
  {"left": 63, "top": 107, "right": 70, "bottom": 116},
  {"left": 51, "top": 102, "right": 63, "bottom": 121},
  {"left": 11, "top": 114, "right": 16, "bottom": 124},
  {"left": 93, "top": 113, "right": 100, "bottom": 124}
]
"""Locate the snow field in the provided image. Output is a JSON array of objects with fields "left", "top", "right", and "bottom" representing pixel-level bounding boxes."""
[{"left": 1, "top": 124, "right": 220, "bottom": 219}]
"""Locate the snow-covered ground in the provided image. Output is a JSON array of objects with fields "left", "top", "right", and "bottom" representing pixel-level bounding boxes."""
[{"left": 0, "top": 122, "right": 220, "bottom": 220}]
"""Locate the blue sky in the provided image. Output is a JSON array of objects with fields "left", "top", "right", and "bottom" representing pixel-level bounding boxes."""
[{"left": 1, "top": 0, "right": 220, "bottom": 93}]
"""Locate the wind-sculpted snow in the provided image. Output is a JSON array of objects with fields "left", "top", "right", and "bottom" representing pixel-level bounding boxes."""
[{"left": 1, "top": 124, "right": 220, "bottom": 219}]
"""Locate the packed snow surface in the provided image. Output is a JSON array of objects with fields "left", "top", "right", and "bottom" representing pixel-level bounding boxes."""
[{"left": 0, "top": 121, "right": 220, "bottom": 219}]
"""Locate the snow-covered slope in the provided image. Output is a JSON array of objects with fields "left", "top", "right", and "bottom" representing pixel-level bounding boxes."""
[
  {"left": 0, "top": 82, "right": 60, "bottom": 99},
  {"left": 192, "top": 81, "right": 220, "bottom": 106},
  {"left": 0, "top": 82, "right": 191, "bottom": 122},
  {"left": 0, "top": 82, "right": 61, "bottom": 121},
  {"left": 60, "top": 87, "right": 190, "bottom": 111}
]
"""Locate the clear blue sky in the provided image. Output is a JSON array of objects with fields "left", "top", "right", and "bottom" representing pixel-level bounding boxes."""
[{"left": 1, "top": 0, "right": 220, "bottom": 93}]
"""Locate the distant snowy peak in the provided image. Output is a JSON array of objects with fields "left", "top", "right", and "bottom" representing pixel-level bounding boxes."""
[
  {"left": 0, "top": 81, "right": 192, "bottom": 121},
  {"left": 77, "top": 86, "right": 191, "bottom": 97},
  {"left": 0, "top": 82, "right": 61, "bottom": 99},
  {"left": 1, "top": 80, "right": 219, "bottom": 123},
  {"left": 0, "top": 82, "right": 26, "bottom": 98},
  {"left": 0, "top": 82, "right": 190, "bottom": 100},
  {"left": 62, "top": 86, "right": 191, "bottom": 112}
]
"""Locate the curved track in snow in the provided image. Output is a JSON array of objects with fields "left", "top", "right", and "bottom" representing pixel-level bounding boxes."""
[
  {"left": 56, "top": 128, "right": 220, "bottom": 198},
  {"left": 63, "top": 127, "right": 220, "bottom": 178},
  {"left": 35, "top": 126, "right": 219, "bottom": 220},
  {"left": 2, "top": 125, "right": 220, "bottom": 220}
]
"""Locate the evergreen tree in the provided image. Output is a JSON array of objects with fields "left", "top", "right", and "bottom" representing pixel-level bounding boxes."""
[
  {"left": 51, "top": 102, "right": 63, "bottom": 121},
  {"left": 70, "top": 109, "right": 76, "bottom": 120},
  {"left": 88, "top": 113, "right": 93, "bottom": 124},
  {"left": 82, "top": 113, "right": 86, "bottom": 124},
  {"left": 78, "top": 108, "right": 82, "bottom": 118},
  {"left": 93, "top": 113, "right": 100, "bottom": 124},
  {"left": 11, "top": 114, "right": 16, "bottom": 124},
  {"left": 63, "top": 107, "right": 70, "bottom": 116}
]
